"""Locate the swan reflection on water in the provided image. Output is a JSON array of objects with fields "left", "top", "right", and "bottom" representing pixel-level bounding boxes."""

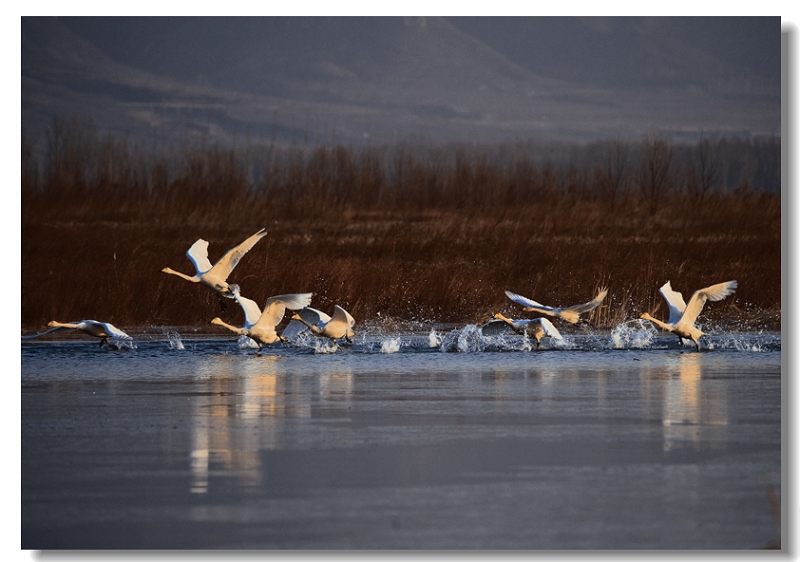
[{"left": 188, "top": 356, "right": 358, "bottom": 494}]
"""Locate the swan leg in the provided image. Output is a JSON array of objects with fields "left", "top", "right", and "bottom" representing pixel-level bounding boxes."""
[{"left": 99, "top": 337, "right": 107, "bottom": 348}]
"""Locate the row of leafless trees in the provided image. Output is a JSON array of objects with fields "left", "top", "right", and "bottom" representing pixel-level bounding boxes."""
[{"left": 22, "top": 117, "right": 780, "bottom": 219}]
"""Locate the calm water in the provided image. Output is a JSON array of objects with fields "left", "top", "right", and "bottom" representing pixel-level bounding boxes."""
[{"left": 21, "top": 326, "right": 782, "bottom": 550}]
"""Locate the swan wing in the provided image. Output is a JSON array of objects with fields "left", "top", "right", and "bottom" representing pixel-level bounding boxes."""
[
  {"left": 331, "top": 305, "right": 355, "bottom": 328},
  {"left": 207, "top": 229, "right": 267, "bottom": 281},
  {"left": 481, "top": 319, "right": 516, "bottom": 336},
  {"left": 233, "top": 292, "right": 263, "bottom": 329},
  {"left": 505, "top": 290, "right": 548, "bottom": 309},
  {"left": 186, "top": 239, "right": 213, "bottom": 274},
  {"left": 281, "top": 320, "right": 308, "bottom": 340},
  {"left": 323, "top": 305, "right": 355, "bottom": 338},
  {"left": 658, "top": 281, "right": 687, "bottom": 325},
  {"left": 257, "top": 293, "right": 313, "bottom": 329},
  {"left": 681, "top": 280, "right": 738, "bottom": 325},
  {"left": 99, "top": 322, "right": 131, "bottom": 339},
  {"left": 298, "top": 307, "right": 331, "bottom": 326},
  {"left": 538, "top": 318, "right": 563, "bottom": 339},
  {"left": 84, "top": 320, "right": 128, "bottom": 339},
  {"left": 565, "top": 287, "right": 608, "bottom": 314}
]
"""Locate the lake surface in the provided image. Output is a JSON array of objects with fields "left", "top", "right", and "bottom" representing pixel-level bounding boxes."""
[{"left": 21, "top": 326, "right": 782, "bottom": 550}]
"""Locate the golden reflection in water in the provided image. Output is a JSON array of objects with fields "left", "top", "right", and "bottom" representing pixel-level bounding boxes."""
[
  {"left": 189, "top": 355, "right": 296, "bottom": 494},
  {"left": 660, "top": 354, "right": 728, "bottom": 451},
  {"left": 319, "top": 372, "right": 354, "bottom": 405},
  {"left": 489, "top": 369, "right": 515, "bottom": 401}
]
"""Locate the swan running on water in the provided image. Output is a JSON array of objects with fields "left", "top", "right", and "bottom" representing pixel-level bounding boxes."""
[
  {"left": 505, "top": 287, "right": 608, "bottom": 325},
  {"left": 162, "top": 229, "right": 267, "bottom": 298},
  {"left": 23, "top": 320, "right": 133, "bottom": 347},
  {"left": 283, "top": 306, "right": 356, "bottom": 342},
  {"left": 482, "top": 314, "right": 563, "bottom": 349},
  {"left": 640, "top": 280, "right": 738, "bottom": 351},
  {"left": 210, "top": 288, "right": 312, "bottom": 351}
]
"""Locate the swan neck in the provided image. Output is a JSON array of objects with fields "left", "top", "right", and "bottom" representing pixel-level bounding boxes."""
[
  {"left": 643, "top": 314, "right": 673, "bottom": 332},
  {"left": 211, "top": 318, "right": 246, "bottom": 335},
  {"left": 162, "top": 268, "right": 198, "bottom": 282},
  {"left": 48, "top": 321, "right": 77, "bottom": 329}
]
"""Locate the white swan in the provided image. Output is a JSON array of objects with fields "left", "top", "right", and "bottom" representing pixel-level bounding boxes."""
[
  {"left": 481, "top": 313, "right": 563, "bottom": 349},
  {"left": 162, "top": 229, "right": 267, "bottom": 298},
  {"left": 283, "top": 306, "right": 355, "bottom": 342},
  {"left": 505, "top": 287, "right": 608, "bottom": 325},
  {"left": 640, "top": 280, "right": 738, "bottom": 351},
  {"left": 210, "top": 289, "right": 312, "bottom": 351},
  {"left": 22, "top": 320, "right": 133, "bottom": 347}
]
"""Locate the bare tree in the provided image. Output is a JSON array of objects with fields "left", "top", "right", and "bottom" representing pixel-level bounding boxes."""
[
  {"left": 598, "top": 139, "right": 628, "bottom": 212},
  {"left": 686, "top": 137, "right": 719, "bottom": 205},
  {"left": 640, "top": 133, "right": 675, "bottom": 215}
]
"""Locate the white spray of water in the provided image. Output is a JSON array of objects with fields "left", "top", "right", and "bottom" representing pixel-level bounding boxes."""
[
  {"left": 438, "top": 324, "right": 482, "bottom": 353},
  {"left": 438, "top": 324, "right": 544, "bottom": 353},
  {"left": 520, "top": 332, "right": 534, "bottom": 352},
  {"left": 725, "top": 335, "right": 764, "bottom": 352},
  {"left": 428, "top": 329, "right": 443, "bottom": 348},
  {"left": 312, "top": 340, "right": 339, "bottom": 354},
  {"left": 381, "top": 338, "right": 401, "bottom": 354},
  {"left": 164, "top": 330, "right": 184, "bottom": 351},
  {"left": 611, "top": 319, "right": 657, "bottom": 349},
  {"left": 109, "top": 337, "right": 137, "bottom": 350}
]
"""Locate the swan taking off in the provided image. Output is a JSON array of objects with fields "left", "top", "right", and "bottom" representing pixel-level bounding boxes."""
[
  {"left": 210, "top": 289, "right": 312, "bottom": 351},
  {"left": 505, "top": 287, "right": 608, "bottom": 325},
  {"left": 162, "top": 229, "right": 267, "bottom": 298},
  {"left": 482, "top": 314, "right": 563, "bottom": 349},
  {"left": 640, "top": 280, "right": 738, "bottom": 351},
  {"left": 23, "top": 320, "right": 133, "bottom": 347},
  {"left": 283, "top": 306, "right": 356, "bottom": 342}
]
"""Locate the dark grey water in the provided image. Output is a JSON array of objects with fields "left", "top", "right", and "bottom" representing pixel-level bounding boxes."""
[{"left": 21, "top": 327, "right": 782, "bottom": 550}]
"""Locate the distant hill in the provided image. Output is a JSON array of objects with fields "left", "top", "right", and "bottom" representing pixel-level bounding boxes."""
[{"left": 21, "top": 16, "right": 781, "bottom": 148}]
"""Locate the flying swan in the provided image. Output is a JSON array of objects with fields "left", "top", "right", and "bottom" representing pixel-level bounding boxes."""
[
  {"left": 162, "top": 229, "right": 267, "bottom": 298},
  {"left": 505, "top": 287, "right": 609, "bottom": 324},
  {"left": 22, "top": 320, "right": 133, "bottom": 347},
  {"left": 481, "top": 314, "right": 563, "bottom": 349},
  {"left": 283, "top": 306, "right": 356, "bottom": 342},
  {"left": 210, "top": 288, "right": 312, "bottom": 351},
  {"left": 640, "top": 280, "right": 738, "bottom": 351}
]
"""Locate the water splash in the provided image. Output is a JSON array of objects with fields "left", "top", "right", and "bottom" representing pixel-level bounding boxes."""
[
  {"left": 428, "top": 329, "right": 443, "bottom": 348},
  {"left": 163, "top": 330, "right": 184, "bottom": 351},
  {"left": 715, "top": 333, "right": 778, "bottom": 352},
  {"left": 312, "top": 340, "right": 339, "bottom": 354},
  {"left": 380, "top": 338, "right": 401, "bottom": 354},
  {"left": 108, "top": 337, "right": 137, "bottom": 350},
  {"left": 438, "top": 324, "right": 531, "bottom": 353},
  {"left": 611, "top": 319, "right": 657, "bottom": 349},
  {"left": 440, "top": 324, "right": 484, "bottom": 353}
]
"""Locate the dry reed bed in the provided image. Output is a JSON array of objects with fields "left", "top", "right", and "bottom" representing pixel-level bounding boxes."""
[{"left": 22, "top": 196, "right": 780, "bottom": 334}]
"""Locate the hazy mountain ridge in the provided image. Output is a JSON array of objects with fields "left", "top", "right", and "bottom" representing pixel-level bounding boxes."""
[{"left": 21, "top": 16, "right": 781, "bottom": 147}]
